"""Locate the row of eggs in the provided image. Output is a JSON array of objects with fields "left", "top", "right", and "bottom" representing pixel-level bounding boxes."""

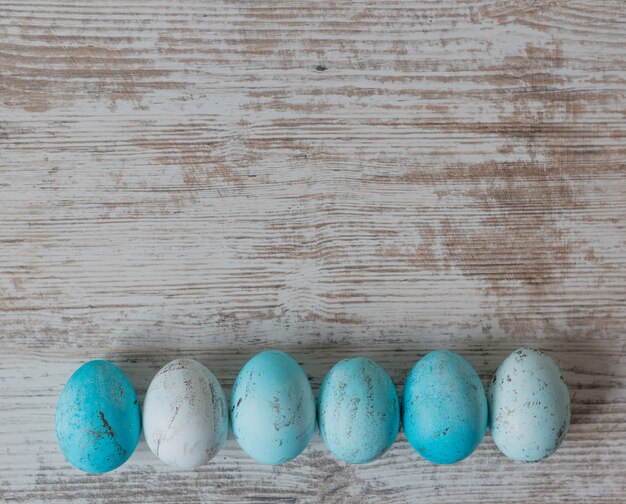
[{"left": 55, "top": 348, "right": 571, "bottom": 473}]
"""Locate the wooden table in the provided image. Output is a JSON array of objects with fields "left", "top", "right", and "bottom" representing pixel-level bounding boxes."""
[{"left": 1, "top": 1, "right": 625, "bottom": 502}]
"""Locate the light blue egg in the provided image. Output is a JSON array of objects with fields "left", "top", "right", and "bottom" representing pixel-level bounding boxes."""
[
  {"left": 488, "top": 347, "right": 570, "bottom": 462},
  {"left": 402, "top": 350, "right": 487, "bottom": 464},
  {"left": 55, "top": 360, "right": 141, "bottom": 473},
  {"left": 230, "top": 350, "right": 315, "bottom": 464},
  {"left": 318, "top": 357, "right": 399, "bottom": 464}
]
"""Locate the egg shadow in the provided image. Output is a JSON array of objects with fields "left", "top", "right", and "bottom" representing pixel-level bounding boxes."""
[{"left": 107, "top": 328, "right": 610, "bottom": 434}]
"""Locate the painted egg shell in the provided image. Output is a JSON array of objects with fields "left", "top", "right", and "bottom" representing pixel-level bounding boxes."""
[
  {"left": 402, "top": 350, "right": 488, "bottom": 464},
  {"left": 143, "top": 358, "right": 228, "bottom": 469},
  {"left": 230, "top": 350, "right": 315, "bottom": 464},
  {"left": 55, "top": 360, "right": 141, "bottom": 473},
  {"left": 318, "top": 357, "right": 400, "bottom": 464},
  {"left": 488, "top": 347, "right": 570, "bottom": 462}
]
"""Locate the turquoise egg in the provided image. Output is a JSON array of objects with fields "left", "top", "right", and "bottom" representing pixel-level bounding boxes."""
[
  {"left": 318, "top": 357, "right": 399, "bottom": 464},
  {"left": 55, "top": 360, "right": 141, "bottom": 473},
  {"left": 488, "top": 348, "right": 570, "bottom": 462},
  {"left": 402, "top": 350, "right": 487, "bottom": 464},
  {"left": 230, "top": 350, "right": 315, "bottom": 464}
]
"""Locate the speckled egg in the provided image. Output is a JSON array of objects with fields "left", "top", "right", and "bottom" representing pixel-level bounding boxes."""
[
  {"left": 488, "top": 347, "right": 570, "bottom": 462},
  {"left": 230, "top": 350, "right": 315, "bottom": 464},
  {"left": 402, "top": 350, "right": 488, "bottom": 464},
  {"left": 142, "top": 358, "right": 228, "bottom": 469},
  {"left": 318, "top": 357, "right": 399, "bottom": 464},
  {"left": 55, "top": 360, "right": 141, "bottom": 473}
]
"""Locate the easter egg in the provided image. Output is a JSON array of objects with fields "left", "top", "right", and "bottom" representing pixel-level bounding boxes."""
[
  {"left": 55, "top": 360, "right": 141, "bottom": 473},
  {"left": 318, "top": 357, "right": 399, "bottom": 464},
  {"left": 142, "top": 358, "right": 228, "bottom": 469},
  {"left": 230, "top": 350, "right": 315, "bottom": 464},
  {"left": 488, "top": 347, "right": 570, "bottom": 462},
  {"left": 402, "top": 350, "right": 488, "bottom": 464}
]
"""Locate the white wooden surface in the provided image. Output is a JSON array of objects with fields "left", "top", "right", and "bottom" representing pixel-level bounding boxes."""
[{"left": 1, "top": 1, "right": 625, "bottom": 502}]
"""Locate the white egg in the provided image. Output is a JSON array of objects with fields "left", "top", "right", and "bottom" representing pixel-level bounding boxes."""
[
  {"left": 143, "top": 358, "right": 228, "bottom": 469},
  {"left": 488, "top": 348, "right": 570, "bottom": 462}
]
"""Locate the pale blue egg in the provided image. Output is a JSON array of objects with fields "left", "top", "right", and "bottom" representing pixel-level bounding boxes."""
[
  {"left": 488, "top": 347, "right": 570, "bottom": 462},
  {"left": 230, "top": 350, "right": 315, "bottom": 464},
  {"left": 318, "top": 357, "right": 399, "bottom": 464},
  {"left": 55, "top": 360, "right": 141, "bottom": 473},
  {"left": 402, "top": 350, "right": 487, "bottom": 464}
]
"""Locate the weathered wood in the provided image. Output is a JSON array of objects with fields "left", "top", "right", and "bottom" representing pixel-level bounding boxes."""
[{"left": 1, "top": 0, "right": 625, "bottom": 502}]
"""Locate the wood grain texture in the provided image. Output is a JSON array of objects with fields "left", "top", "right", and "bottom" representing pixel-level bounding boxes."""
[{"left": 1, "top": 0, "right": 625, "bottom": 502}]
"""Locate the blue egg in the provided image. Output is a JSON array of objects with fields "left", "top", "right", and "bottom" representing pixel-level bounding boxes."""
[
  {"left": 230, "top": 350, "right": 315, "bottom": 464},
  {"left": 402, "top": 350, "right": 487, "bottom": 464},
  {"left": 55, "top": 360, "right": 141, "bottom": 473},
  {"left": 318, "top": 357, "right": 399, "bottom": 464}
]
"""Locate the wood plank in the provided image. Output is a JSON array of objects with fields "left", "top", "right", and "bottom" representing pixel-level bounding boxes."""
[{"left": 1, "top": 0, "right": 625, "bottom": 502}]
